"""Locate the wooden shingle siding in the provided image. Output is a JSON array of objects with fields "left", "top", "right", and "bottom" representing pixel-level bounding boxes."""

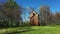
[{"left": 30, "top": 11, "right": 40, "bottom": 26}]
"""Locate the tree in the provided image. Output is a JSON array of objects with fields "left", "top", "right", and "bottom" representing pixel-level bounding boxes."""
[
  {"left": 39, "top": 5, "right": 51, "bottom": 25},
  {"left": 2, "top": 0, "right": 23, "bottom": 27},
  {"left": 0, "top": 2, "right": 9, "bottom": 27},
  {"left": 54, "top": 12, "right": 60, "bottom": 25}
]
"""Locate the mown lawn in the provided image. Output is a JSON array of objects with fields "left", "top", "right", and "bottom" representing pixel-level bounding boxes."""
[{"left": 0, "top": 26, "right": 60, "bottom": 34}]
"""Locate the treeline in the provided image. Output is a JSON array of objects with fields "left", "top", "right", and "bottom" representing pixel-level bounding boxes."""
[
  {"left": 0, "top": 0, "right": 23, "bottom": 27},
  {"left": 39, "top": 5, "right": 60, "bottom": 26}
]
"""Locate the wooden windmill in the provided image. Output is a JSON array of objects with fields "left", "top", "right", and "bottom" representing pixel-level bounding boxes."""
[{"left": 28, "top": 7, "right": 40, "bottom": 26}]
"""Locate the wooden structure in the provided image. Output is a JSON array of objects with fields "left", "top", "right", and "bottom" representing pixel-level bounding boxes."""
[{"left": 30, "top": 11, "right": 40, "bottom": 26}]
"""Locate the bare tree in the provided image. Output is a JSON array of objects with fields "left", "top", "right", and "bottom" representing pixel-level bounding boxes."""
[{"left": 39, "top": 5, "right": 51, "bottom": 25}]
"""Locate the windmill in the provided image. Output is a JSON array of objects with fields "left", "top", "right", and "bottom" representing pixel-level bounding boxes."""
[{"left": 27, "top": 7, "right": 35, "bottom": 14}]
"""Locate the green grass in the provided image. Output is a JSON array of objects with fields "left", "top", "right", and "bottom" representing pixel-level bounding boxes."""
[
  {"left": 0, "top": 26, "right": 60, "bottom": 34},
  {"left": 21, "top": 26, "right": 60, "bottom": 34}
]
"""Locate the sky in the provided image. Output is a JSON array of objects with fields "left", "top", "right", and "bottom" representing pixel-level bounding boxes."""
[
  {"left": 0, "top": 0, "right": 60, "bottom": 21},
  {"left": 15, "top": 0, "right": 60, "bottom": 12}
]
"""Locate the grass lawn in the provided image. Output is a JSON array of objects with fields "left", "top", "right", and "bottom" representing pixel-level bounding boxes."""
[{"left": 0, "top": 26, "right": 60, "bottom": 34}]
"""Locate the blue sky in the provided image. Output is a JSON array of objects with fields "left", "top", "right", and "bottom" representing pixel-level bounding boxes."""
[
  {"left": 15, "top": 0, "right": 60, "bottom": 12},
  {"left": 0, "top": 0, "right": 60, "bottom": 21},
  {"left": 0, "top": 0, "right": 60, "bottom": 13}
]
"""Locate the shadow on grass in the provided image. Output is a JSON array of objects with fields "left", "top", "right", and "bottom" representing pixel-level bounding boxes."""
[
  {"left": 0, "top": 26, "right": 20, "bottom": 29},
  {"left": 3, "top": 29, "right": 33, "bottom": 34},
  {"left": 1, "top": 27, "right": 36, "bottom": 34},
  {"left": 4, "top": 31, "right": 27, "bottom": 34}
]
